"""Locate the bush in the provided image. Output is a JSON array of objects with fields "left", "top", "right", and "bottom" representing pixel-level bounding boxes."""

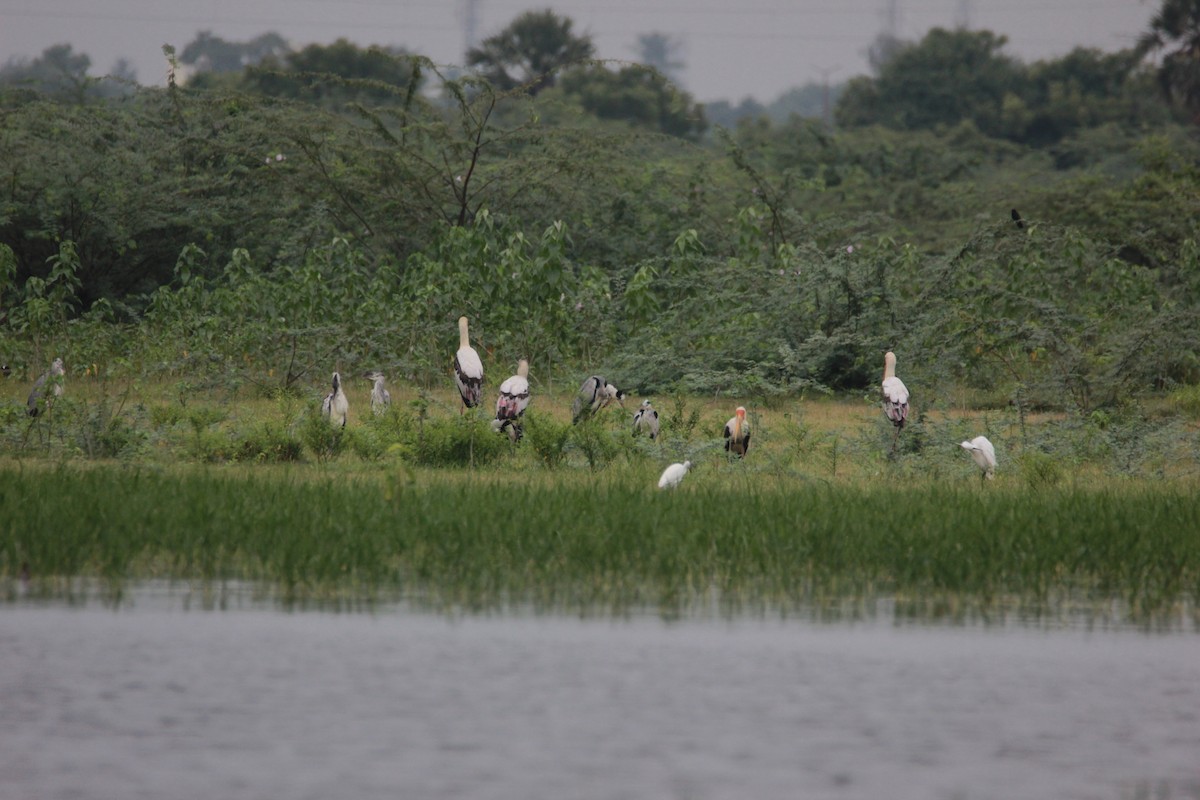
[
  {"left": 413, "top": 414, "right": 508, "bottom": 467},
  {"left": 523, "top": 410, "right": 571, "bottom": 467},
  {"left": 569, "top": 417, "right": 620, "bottom": 470},
  {"left": 1018, "top": 450, "right": 1063, "bottom": 489}
]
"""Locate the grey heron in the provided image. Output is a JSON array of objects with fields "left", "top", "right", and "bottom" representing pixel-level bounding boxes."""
[
  {"left": 632, "top": 399, "right": 659, "bottom": 440},
  {"left": 322, "top": 371, "right": 349, "bottom": 428},
  {"left": 571, "top": 375, "right": 625, "bottom": 424},
  {"left": 27, "top": 357, "right": 65, "bottom": 417},
  {"left": 365, "top": 371, "right": 391, "bottom": 415}
]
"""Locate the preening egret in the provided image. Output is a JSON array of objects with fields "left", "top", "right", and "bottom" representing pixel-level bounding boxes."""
[
  {"left": 881, "top": 351, "right": 909, "bottom": 454},
  {"left": 495, "top": 359, "right": 531, "bottom": 442},
  {"left": 960, "top": 436, "right": 997, "bottom": 481},
  {"left": 26, "top": 357, "right": 65, "bottom": 417},
  {"left": 632, "top": 399, "right": 659, "bottom": 440},
  {"left": 658, "top": 460, "right": 692, "bottom": 489},
  {"left": 723, "top": 406, "right": 750, "bottom": 458},
  {"left": 365, "top": 371, "right": 391, "bottom": 415},
  {"left": 453, "top": 316, "right": 484, "bottom": 411},
  {"left": 322, "top": 372, "right": 349, "bottom": 428},
  {"left": 571, "top": 375, "right": 625, "bottom": 424}
]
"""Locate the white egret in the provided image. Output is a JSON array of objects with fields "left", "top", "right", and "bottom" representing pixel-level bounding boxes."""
[
  {"left": 365, "top": 371, "right": 391, "bottom": 415},
  {"left": 495, "top": 359, "right": 531, "bottom": 442},
  {"left": 571, "top": 375, "right": 625, "bottom": 424},
  {"left": 322, "top": 371, "right": 349, "bottom": 428},
  {"left": 723, "top": 405, "right": 750, "bottom": 458},
  {"left": 26, "top": 357, "right": 65, "bottom": 417},
  {"left": 881, "top": 351, "right": 910, "bottom": 454},
  {"left": 658, "top": 460, "right": 692, "bottom": 489},
  {"left": 632, "top": 399, "right": 659, "bottom": 440},
  {"left": 960, "top": 436, "right": 997, "bottom": 481},
  {"left": 453, "top": 316, "right": 484, "bottom": 412}
]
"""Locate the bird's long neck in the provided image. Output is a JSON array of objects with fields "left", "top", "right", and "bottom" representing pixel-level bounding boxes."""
[
  {"left": 458, "top": 319, "right": 470, "bottom": 349},
  {"left": 884, "top": 355, "right": 896, "bottom": 381},
  {"left": 518, "top": 360, "right": 529, "bottom": 378}
]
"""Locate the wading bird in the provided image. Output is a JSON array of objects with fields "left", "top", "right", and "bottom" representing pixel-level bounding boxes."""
[
  {"left": 571, "top": 375, "right": 625, "bottom": 424},
  {"left": 26, "top": 357, "right": 65, "bottom": 417},
  {"left": 453, "top": 316, "right": 484, "bottom": 412},
  {"left": 494, "top": 359, "right": 531, "bottom": 442},
  {"left": 723, "top": 406, "right": 750, "bottom": 458},
  {"left": 881, "top": 351, "right": 909, "bottom": 455},
  {"left": 632, "top": 399, "right": 659, "bottom": 440},
  {"left": 365, "top": 371, "right": 391, "bottom": 415},
  {"left": 960, "top": 436, "right": 997, "bottom": 482},
  {"left": 658, "top": 460, "right": 692, "bottom": 489},
  {"left": 322, "top": 371, "right": 349, "bottom": 428},
  {"left": 1011, "top": 208, "right": 1025, "bottom": 229}
]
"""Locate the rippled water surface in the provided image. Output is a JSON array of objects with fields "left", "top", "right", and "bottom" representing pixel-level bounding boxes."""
[{"left": 2, "top": 587, "right": 1198, "bottom": 800}]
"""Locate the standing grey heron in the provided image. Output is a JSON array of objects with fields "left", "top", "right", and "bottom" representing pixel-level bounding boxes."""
[
  {"left": 27, "top": 357, "right": 65, "bottom": 417},
  {"left": 632, "top": 399, "right": 659, "bottom": 440},
  {"left": 882, "top": 351, "right": 910, "bottom": 454},
  {"left": 453, "top": 316, "right": 484, "bottom": 412},
  {"left": 365, "top": 371, "right": 391, "bottom": 415},
  {"left": 322, "top": 372, "right": 349, "bottom": 428},
  {"left": 960, "top": 436, "right": 997, "bottom": 482},
  {"left": 571, "top": 375, "right": 625, "bottom": 424},
  {"left": 494, "top": 359, "right": 531, "bottom": 442},
  {"left": 723, "top": 405, "right": 750, "bottom": 458}
]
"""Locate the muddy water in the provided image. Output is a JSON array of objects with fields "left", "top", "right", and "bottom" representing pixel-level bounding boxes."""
[{"left": 1, "top": 589, "right": 1198, "bottom": 800}]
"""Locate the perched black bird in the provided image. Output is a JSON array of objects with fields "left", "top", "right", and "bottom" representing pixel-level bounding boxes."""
[{"left": 1011, "top": 208, "right": 1025, "bottom": 229}]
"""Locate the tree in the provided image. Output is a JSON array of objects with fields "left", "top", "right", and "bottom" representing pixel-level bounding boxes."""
[
  {"left": 558, "top": 64, "right": 707, "bottom": 139},
  {"left": 0, "top": 44, "right": 92, "bottom": 102},
  {"left": 466, "top": 10, "right": 595, "bottom": 95},
  {"left": 634, "top": 33, "right": 685, "bottom": 84},
  {"left": 247, "top": 40, "right": 421, "bottom": 106},
  {"left": 180, "top": 31, "right": 289, "bottom": 74},
  {"left": 1137, "top": 0, "right": 1200, "bottom": 123}
]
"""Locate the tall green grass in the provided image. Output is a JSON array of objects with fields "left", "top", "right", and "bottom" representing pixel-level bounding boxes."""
[{"left": 2, "top": 465, "right": 1197, "bottom": 619}]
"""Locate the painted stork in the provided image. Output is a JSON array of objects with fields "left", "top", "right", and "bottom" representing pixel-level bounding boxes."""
[
  {"left": 453, "top": 316, "right": 484, "bottom": 411},
  {"left": 365, "top": 371, "right": 391, "bottom": 416},
  {"left": 960, "top": 436, "right": 997, "bottom": 482},
  {"left": 571, "top": 375, "right": 625, "bottom": 424},
  {"left": 632, "top": 399, "right": 659, "bottom": 440},
  {"left": 26, "top": 357, "right": 65, "bottom": 417},
  {"left": 723, "top": 406, "right": 750, "bottom": 458},
  {"left": 322, "top": 371, "right": 349, "bottom": 428},
  {"left": 494, "top": 359, "right": 531, "bottom": 442},
  {"left": 658, "top": 460, "right": 692, "bottom": 489},
  {"left": 881, "top": 351, "right": 909, "bottom": 454}
]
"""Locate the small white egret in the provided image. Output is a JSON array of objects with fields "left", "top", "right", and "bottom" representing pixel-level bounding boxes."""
[
  {"left": 881, "top": 351, "right": 910, "bottom": 454},
  {"left": 960, "top": 436, "right": 997, "bottom": 481},
  {"left": 632, "top": 399, "right": 659, "bottom": 440},
  {"left": 365, "top": 371, "right": 391, "bottom": 415},
  {"left": 495, "top": 359, "right": 531, "bottom": 442},
  {"left": 723, "top": 406, "right": 750, "bottom": 458},
  {"left": 322, "top": 372, "right": 349, "bottom": 428},
  {"left": 571, "top": 375, "right": 625, "bottom": 424},
  {"left": 658, "top": 460, "right": 692, "bottom": 489},
  {"left": 26, "top": 357, "right": 65, "bottom": 417},
  {"left": 453, "top": 316, "right": 484, "bottom": 412}
]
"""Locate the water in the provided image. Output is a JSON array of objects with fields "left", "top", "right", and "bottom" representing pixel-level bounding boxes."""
[{"left": 2, "top": 586, "right": 1198, "bottom": 800}]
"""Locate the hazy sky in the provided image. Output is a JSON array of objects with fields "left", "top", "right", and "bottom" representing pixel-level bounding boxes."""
[{"left": 0, "top": 0, "right": 1160, "bottom": 103}]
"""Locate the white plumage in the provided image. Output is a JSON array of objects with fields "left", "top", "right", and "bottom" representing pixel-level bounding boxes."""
[
  {"left": 26, "top": 357, "right": 65, "bottom": 418},
  {"left": 882, "top": 351, "right": 909, "bottom": 454},
  {"left": 365, "top": 371, "right": 391, "bottom": 415},
  {"left": 723, "top": 405, "right": 750, "bottom": 457},
  {"left": 658, "top": 460, "right": 692, "bottom": 489},
  {"left": 632, "top": 399, "right": 659, "bottom": 440},
  {"left": 572, "top": 375, "right": 624, "bottom": 424},
  {"left": 453, "top": 316, "right": 484, "bottom": 411},
  {"left": 495, "top": 359, "right": 531, "bottom": 441},
  {"left": 960, "top": 435, "right": 997, "bottom": 480},
  {"left": 322, "top": 371, "right": 349, "bottom": 428}
]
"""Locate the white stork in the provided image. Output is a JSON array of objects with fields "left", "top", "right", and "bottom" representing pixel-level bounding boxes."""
[
  {"left": 495, "top": 359, "right": 531, "bottom": 442},
  {"left": 632, "top": 399, "right": 659, "bottom": 440},
  {"left": 26, "top": 357, "right": 65, "bottom": 418},
  {"left": 960, "top": 435, "right": 997, "bottom": 481},
  {"left": 882, "top": 351, "right": 910, "bottom": 454},
  {"left": 365, "top": 371, "right": 391, "bottom": 416},
  {"left": 723, "top": 406, "right": 750, "bottom": 458},
  {"left": 322, "top": 371, "right": 349, "bottom": 428},
  {"left": 571, "top": 375, "right": 625, "bottom": 424},
  {"left": 658, "top": 460, "right": 692, "bottom": 489},
  {"left": 453, "top": 316, "right": 484, "bottom": 412}
]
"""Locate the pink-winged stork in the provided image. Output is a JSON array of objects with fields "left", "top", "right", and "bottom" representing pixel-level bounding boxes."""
[
  {"left": 882, "top": 351, "right": 910, "bottom": 454},
  {"left": 494, "top": 359, "right": 531, "bottom": 442},
  {"left": 571, "top": 375, "right": 625, "bottom": 424},
  {"left": 322, "top": 371, "right": 349, "bottom": 428},
  {"left": 453, "top": 316, "right": 484, "bottom": 412},
  {"left": 723, "top": 406, "right": 750, "bottom": 458}
]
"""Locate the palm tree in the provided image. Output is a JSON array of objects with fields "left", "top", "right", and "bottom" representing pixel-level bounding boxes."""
[{"left": 1138, "top": 0, "right": 1200, "bottom": 122}]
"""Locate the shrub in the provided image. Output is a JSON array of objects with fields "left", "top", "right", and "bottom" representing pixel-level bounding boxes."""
[{"left": 523, "top": 410, "right": 571, "bottom": 468}]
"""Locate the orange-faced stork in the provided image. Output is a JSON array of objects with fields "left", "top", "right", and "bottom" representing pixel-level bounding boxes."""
[
  {"left": 365, "top": 371, "right": 391, "bottom": 416},
  {"left": 322, "top": 371, "right": 349, "bottom": 428},
  {"left": 26, "top": 357, "right": 65, "bottom": 417},
  {"left": 453, "top": 316, "right": 484, "bottom": 412},
  {"left": 723, "top": 405, "right": 750, "bottom": 458},
  {"left": 881, "top": 351, "right": 909, "bottom": 454},
  {"left": 658, "top": 460, "right": 692, "bottom": 489},
  {"left": 494, "top": 359, "right": 531, "bottom": 442},
  {"left": 571, "top": 375, "right": 625, "bottom": 424},
  {"left": 632, "top": 399, "right": 659, "bottom": 440},
  {"left": 960, "top": 435, "right": 997, "bottom": 482}
]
